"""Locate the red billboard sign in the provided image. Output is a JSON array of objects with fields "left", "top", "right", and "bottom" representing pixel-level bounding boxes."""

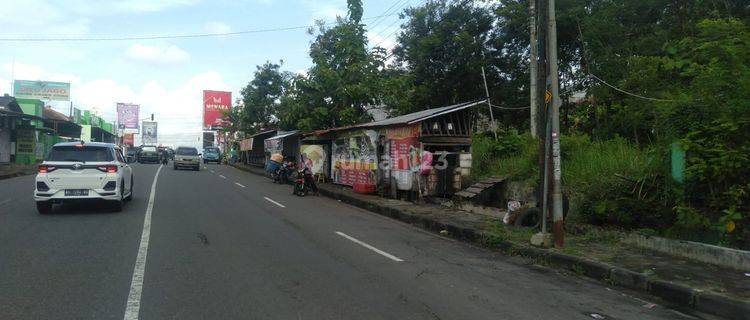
[{"left": 203, "top": 90, "right": 232, "bottom": 129}]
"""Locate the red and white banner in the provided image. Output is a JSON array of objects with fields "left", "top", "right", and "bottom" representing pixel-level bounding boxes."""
[{"left": 203, "top": 90, "right": 232, "bottom": 129}]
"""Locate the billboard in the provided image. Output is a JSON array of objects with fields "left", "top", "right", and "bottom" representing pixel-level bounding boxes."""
[
  {"left": 14, "top": 80, "right": 70, "bottom": 101},
  {"left": 142, "top": 121, "right": 157, "bottom": 145},
  {"left": 123, "top": 133, "right": 135, "bottom": 146},
  {"left": 116, "top": 103, "right": 140, "bottom": 130},
  {"left": 203, "top": 90, "right": 231, "bottom": 129}
]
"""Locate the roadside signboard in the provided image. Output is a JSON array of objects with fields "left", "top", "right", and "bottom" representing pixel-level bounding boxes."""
[
  {"left": 123, "top": 133, "right": 135, "bottom": 146},
  {"left": 142, "top": 121, "right": 157, "bottom": 145},
  {"left": 80, "top": 125, "right": 91, "bottom": 142},
  {"left": 116, "top": 103, "right": 140, "bottom": 130},
  {"left": 203, "top": 90, "right": 231, "bottom": 129},
  {"left": 13, "top": 80, "right": 70, "bottom": 101},
  {"left": 240, "top": 138, "right": 253, "bottom": 151}
]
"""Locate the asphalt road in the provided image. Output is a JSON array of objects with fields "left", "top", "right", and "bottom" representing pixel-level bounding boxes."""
[{"left": 0, "top": 163, "right": 705, "bottom": 320}]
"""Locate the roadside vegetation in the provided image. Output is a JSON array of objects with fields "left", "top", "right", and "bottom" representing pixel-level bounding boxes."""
[{"left": 227, "top": 0, "right": 750, "bottom": 249}]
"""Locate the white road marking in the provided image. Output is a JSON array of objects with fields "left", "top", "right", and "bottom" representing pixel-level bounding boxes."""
[
  {"left": 210, "top": 170, "right": 215, "bottom": 173},
  {"left": 263, "top": 196, "right": 286, "bottom": 208},
  {"left": 335, "top": 231, "right": 404, "bottom": 262},
  {"left": 0, "top": 198, "right": 14, "bottom": 206},
  {"left": 235, "top": 182, "right": 246, "bottom": 188},
  {"left": 123, "top": 164, "right": 163, "bottom": 320},
  {"left": 219, "top": 175, "right": 226, "bottom": 179}
]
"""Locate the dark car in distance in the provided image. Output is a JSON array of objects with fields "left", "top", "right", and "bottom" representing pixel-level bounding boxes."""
[{"left": 138, "top": 146, "right": 159, "bottom": 163}]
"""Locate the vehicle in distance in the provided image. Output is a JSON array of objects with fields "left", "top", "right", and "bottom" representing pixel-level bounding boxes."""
[
  {"left": 174, "top": 146, "right": 200, "bottom": 171},
  {"left": 34, "top": 142, "right": 133, "bottom": 213},
  {"left": 139, "top": 145, "right": 159, "bottom": 163},
  {"left": 126, "top": 147, "right": 138, "bottom": 163},
  {"left": 203, "top": 147, "right": 221, "bottom": 164}
]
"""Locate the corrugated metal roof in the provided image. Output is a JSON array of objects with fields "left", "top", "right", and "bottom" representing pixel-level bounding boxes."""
[
  {"left": 249, "top": 129, "right": 277, "bottom": 138},
  {"left": 363, "top": 100, "right": 484, "bottom": 127},
  {"left": 266, "top": 130, "right": 300, "bottom": 140},
  {"left": 0, "top": 95, "right": 22, "bottom": 113},
  {"left": 43, "top": 107, "right": 73, "bottom": 122},
  {"left": 304, "top": 100, "right": 484, "bottom": 136}
]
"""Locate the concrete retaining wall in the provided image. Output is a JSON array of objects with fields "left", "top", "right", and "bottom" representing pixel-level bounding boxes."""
[{"left": 624, "top": 233, "right": 750, "bottom": 271}]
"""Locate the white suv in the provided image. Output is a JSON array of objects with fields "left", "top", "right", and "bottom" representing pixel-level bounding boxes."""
[{"left": 34, "top": 142, "right": 134, "bottom": 213}]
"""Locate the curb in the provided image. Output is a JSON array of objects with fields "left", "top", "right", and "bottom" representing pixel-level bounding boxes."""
[
  {"left": 0, "top": 171, "right": 34, "bottom": 181},
  {"left": 233, "top": 164, "right": 749, "bottom": 320}
]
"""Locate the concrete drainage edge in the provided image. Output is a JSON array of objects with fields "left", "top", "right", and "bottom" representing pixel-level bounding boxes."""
[
  {"left": 233, "top": 165, "right": 749, "bottom": 320},
  {"left": 0, "top": 171, "right": 34, "bottom": 181}
]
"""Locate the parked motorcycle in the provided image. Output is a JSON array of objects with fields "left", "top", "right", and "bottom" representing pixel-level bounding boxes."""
[
  {"left": 293, "top": 167, "right": 318, "bottom": 197},
  {"left": 274, "top": 161, "right": 295, "bottom": 184}
]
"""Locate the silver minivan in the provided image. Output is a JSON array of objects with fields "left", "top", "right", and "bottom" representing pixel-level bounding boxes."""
[{"left": 173, "top": 146, "right": 200, "bottom": 171}]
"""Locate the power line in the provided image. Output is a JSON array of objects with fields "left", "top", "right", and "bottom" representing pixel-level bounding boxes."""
[
  {"left": 587, "top": 74, "right": 674, "bottom": 102},
  {"left": 368, "top": 0, "right": 410, "bottom": 30},
  {"left": 0, "top": 13, "right": 398, "bottom": 42},
  {"left": 372, "top": 0, "right": 414, "bottom": 47},
  {"left": 576, "top": 19, "right": 674, "bottom": 103}
]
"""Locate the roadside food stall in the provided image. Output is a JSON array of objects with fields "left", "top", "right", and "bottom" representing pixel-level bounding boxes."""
[
  {"left": 263, "top": 130, "right": 300, "bottom": 164},
  {"left": 243, "top": 130, "right": 276, "bottom": 166},
  {"left": 301, "top": 100, "right": 482, "bottom": 198}
]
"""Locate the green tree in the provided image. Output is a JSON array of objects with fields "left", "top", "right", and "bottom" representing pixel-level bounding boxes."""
[
  {"left": 283, "top": 0, "right": 385, "bottom": 130},
  {"left": 238, "top": 61, "right": 292, "bottom": 134},
  {"left": 393, "top": 0, "right": 495, "bottom": 115}
]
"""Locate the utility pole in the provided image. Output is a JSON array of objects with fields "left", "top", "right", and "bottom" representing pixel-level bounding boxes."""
[
  {"left": 531, "top": 0, "right": 552, "bottom": 248},
  {"left": 480, "top": 51, "right": 498, "bottom": 140},
  {"left": 529, "top": 0, "right": 538, "bottom": 138},
  {"left": 548, "top": 0, "right": 565, "bottom": 248}
]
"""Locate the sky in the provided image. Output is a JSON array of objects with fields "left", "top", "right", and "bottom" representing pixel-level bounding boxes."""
[{"left": 0, "top": 0, "right": 411, "bottom": 148}]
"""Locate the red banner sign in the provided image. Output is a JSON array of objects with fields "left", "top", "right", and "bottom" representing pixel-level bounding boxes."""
[{"left": 203, "top": 90, "right": 232, "bottom": 129}]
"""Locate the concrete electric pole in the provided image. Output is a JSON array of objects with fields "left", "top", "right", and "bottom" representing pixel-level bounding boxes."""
[
  {"left": 547, "top": 0, "right": 564, "bottom": 248},
  {"left": 529, "top": 0, "right": 538, "bottom": 138}
]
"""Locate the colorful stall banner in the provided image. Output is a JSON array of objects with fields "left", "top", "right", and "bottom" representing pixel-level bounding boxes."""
[
  {"left": 203, "top": 90, "right": 232, "bottom": 129},
  {"left": 142, "top": 121, "right": 157, "bottom": 145},
  {"left": 116, "top": 103, "right": 140, "bottom": 130},
  {"left": 387, "top": 124, "right": 421, "bottom": 190},
  {"left": 13, "top": 80, "right": 70, "bottom": 101},
  {"left": 264, "top": 138, "right": 282, "bottom": 157},
  {"left": 240, "top": 138, "right": 253, "bottom": 151},
  {"left": 300, "top": 144, "right": 328, "bottom": 176},
  {"left": 331, "top": 130, "right": 378, "bottom": 186}
]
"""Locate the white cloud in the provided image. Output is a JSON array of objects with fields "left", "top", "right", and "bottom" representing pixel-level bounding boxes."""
[
  {"left": 1, "top": 60, "right": 233, "bottom": 148},
  {"left": 125, "top": 44, "right": 191, "bottom": 66},
  {"left": 2, "top": 61, "right": 82, "bottom": 84},
  {"left": 204, "top": 22, "right": 232, "bottom": 34}
]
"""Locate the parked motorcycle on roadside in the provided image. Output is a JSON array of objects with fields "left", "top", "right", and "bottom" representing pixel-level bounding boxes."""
[
  {"left": 293, "top": 167, "right": 318, "bottom": 197},
  {"left": 274, "top": 161, "right": 295, "bottom": 184}
]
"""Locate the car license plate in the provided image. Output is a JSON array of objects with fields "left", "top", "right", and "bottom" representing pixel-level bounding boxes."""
[{"left": 65, "top": 189, "right": 89, "bottom": 196}]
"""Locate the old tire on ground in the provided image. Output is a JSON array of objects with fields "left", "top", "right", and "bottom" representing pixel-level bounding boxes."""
[
  {"left": 36, "top": 201, "right": 52, "bottom": 214},
  {"left": 514, "top": 207, "right": 541, "bottom": 228}
]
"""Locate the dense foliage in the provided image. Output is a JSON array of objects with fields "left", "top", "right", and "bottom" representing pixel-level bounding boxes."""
[{"left": 233, "top": 0, "right": 750, "bottom": 248}]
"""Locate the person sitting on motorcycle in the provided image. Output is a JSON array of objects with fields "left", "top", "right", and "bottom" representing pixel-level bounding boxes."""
[{"left": 161, "top": 149, "right": 169, "bottom": 164}]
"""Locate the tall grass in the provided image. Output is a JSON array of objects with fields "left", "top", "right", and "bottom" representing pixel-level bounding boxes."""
[{"left": 473, "top": 132, "right": 671, "bottom": 228}]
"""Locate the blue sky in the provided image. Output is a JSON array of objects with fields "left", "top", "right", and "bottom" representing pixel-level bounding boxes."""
[{"left": 0, "top": 0, "right": 412, "bottom": 147}]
